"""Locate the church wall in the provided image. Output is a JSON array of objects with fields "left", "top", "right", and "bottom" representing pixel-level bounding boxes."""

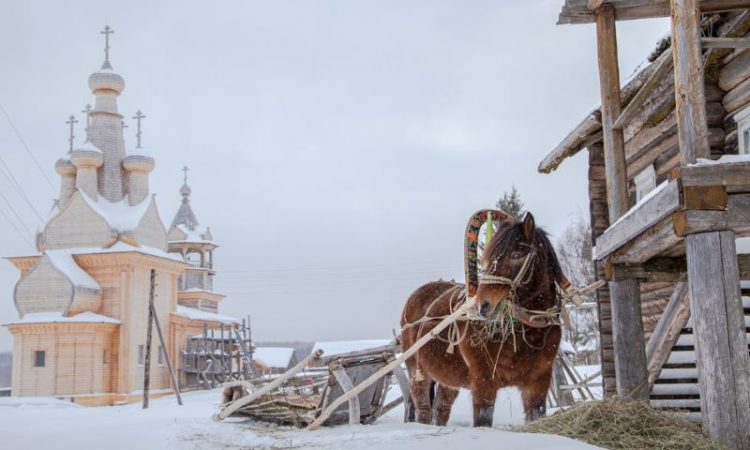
[
  {"left": 14, "top": 259, "right": 73, "bottom": 315},
  {"left": 43, "top": 195, "right": 115, "bottom": 250}
]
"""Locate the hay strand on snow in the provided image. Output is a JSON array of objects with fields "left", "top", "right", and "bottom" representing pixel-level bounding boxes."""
[{"left": 520, "top": 398, "right": 725, "bottom": 450}]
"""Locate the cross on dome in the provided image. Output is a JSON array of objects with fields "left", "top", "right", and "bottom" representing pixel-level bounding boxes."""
[
  {"left": 65, "top": 115, "right": 78, "bottom": 153},
  {"left": 132, "top": 110, "right": 145, "bottom": 148},
  {"left": 100, "top": 25, "right": 114, "bottom": 69},
  {"left": 81, "top": 104, "right": 93, "bottom": 133},
  {"left": 182, "top": 166, "right": 190, "bottom": 184}
]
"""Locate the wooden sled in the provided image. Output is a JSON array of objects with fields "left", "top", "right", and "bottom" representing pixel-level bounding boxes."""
[{"left": 217, "top": 343, "right": 412, "bottom": 428}]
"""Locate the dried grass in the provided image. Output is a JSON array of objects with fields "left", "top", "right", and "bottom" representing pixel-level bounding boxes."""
[
  {"left": 469, "top": 299, "right": 519, "bottom": 349},
  {"left": 519, "top": 398, "right": 725, "bottom": 450}
]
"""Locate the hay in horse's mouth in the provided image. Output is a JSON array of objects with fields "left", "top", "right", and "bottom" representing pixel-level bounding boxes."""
[{"left": 469, "top": 299, "right": 519, "bottom": 349}]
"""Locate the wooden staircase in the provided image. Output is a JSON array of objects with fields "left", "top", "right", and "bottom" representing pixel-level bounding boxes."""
[{"left": 649, "top": 285, "right": 750, "bottom": 421}]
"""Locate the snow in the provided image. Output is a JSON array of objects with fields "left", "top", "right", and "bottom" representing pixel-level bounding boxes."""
[
  {"left": 312, "top": 339, "right": 392, "bottom": 357},
  {"left": 174, "top": 305, "right": 240, "bottom": 324},
  {"left": 4, "top": 311, "right": 120, "bottom": 326},
  {"left": 45, "top": 249, "right": 100, "bottom": 289},
  {"left": 560, "top": 340, "right": 575, "bottom": 354},
  {"left": 737, "top": 237, "right": 750, "bottom": 255},
  {"left": 80, "top": 192, "right": 153, "bottom": 232},
  {"left": 690, "top": 154, "right": 750, "bottom": 166},
  {"left": 76, "top": 140, "right": 102, "bottom": 153},
  {"left": 254, "top": 347, "right": 295, "bottom": 369},
  {"left": 171, "top": 224, "right": 214, "bottom": 244},
  {"left": 607, "top": 179, "right": 670, "bottom": 230},
  {"left": 70, "top": 242, "right": 185, "bottom": 263},
  {"left": 0, "top": 387, "right": 602, "bottom": 450}
]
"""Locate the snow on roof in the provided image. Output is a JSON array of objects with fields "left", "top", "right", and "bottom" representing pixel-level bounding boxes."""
[
  {"left": 4, "top": 311, "right": 120, "bottom": 326},
  {"left": 690, "top": 154, "right": 750, "bottom": 166},
  {"left": 80, "top": 192, "right": 152, "bottom": 232},
  {"left": 173, "top": 305, "right": 239, "bottom": 324},
  {"left": 311, "top": 339, "right": 391, "bottom": 357},
  {"left": 45, "top": 250, "right": 100, "bottom": 289},
  {"left": 71, "top": 242, "right": 184, "bottom": 263},
  {"left": 737, "top": 237, "right": 750, "bottom": 255},
  {"left": 253, "top": 347, "right": 295, "bottom": 369},
  {"left": 170, "top": 224, "right": 214, "bottom": 244}
]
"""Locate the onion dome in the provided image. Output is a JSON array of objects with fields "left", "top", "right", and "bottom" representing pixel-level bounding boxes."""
[
  {"left": 180, "top": 182, "right": 191, "bottom": 197},
  {"left": 88, "top": 67, "right": 125, "bottom": 94},
  {"left": 70, "top": 141, "right": 103, "bottom": 168},
  {"left": 54, "top": 158, "right": 76, "bottom": 176},
  {"left": 122, "top": 152, "right": 155, "bottom": 173}
]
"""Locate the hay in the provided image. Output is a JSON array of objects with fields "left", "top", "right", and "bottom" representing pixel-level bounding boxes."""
[
  {"left": 469, "top": 299, "right": 519, "bottom": 349},
  {"left": 519, "top": 399, "right": 726, "bottom": 450}
]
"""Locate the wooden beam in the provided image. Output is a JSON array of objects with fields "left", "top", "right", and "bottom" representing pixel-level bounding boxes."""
[
  {"left": 610, "top": 216, "right": 683, "bottom": 264},
  {"left": 596, "top": 4, "right": 630, "bottom": 222},
  {"left": 613, "top": 48, "right": 673, "bottom": 130},
  {"left": 672, "top": 209, "right": 727, "bottom": 236},
  {"left": 671, "top": 0, "right": 711, "bottom": 164},
  {"left": 645, "top": 281, "right": 690, "bottom": 388},
  {"left": 609, "top": 277, "right": 649, "bottom": 400},
  {"left": 676, "top": 162, "right": 750, "bottom": 191},
  {"left": 686, "top": 231, "right": 750, "bottom": 447},
  {"left": 595, "top": 180, "right": 681, "bottom": 260},
  {"left": 739, "top": 254, "right": 750, "bottom": 279},
  {"left": 558, "top": 0, "right": 750, "bottom": 25},
  {"left": 682, "top": 185, "right": 728, "bottom": 210},
  {"left": 702, "top": 37, "right": 750, "bottom": 48}
]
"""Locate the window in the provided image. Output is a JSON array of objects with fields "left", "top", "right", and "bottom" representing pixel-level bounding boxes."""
[
  {"left": 33, "top": 350, "right": 45, "bottom": 368},
  {"left": 137, "top": 345, "right": 145, "bottom": 366},
  {"left": 103, "top": 350, "right": 109, "bottom": 365},
  {"left": 634, "top": 165, "right": 656, "bottom": 202},
  {"left": 735, "top": 106, "right": 750, "bottom": 155},
  {"left": 157, "top": 345, "right": 164, "bottom": 366}
]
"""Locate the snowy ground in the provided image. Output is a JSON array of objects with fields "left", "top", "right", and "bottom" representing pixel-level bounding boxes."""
[{"left": 0, "top": 385, "right": 602, "bottom": 450}]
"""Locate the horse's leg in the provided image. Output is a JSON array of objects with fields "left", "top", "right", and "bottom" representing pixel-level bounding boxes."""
[
  {"left": 520, "top": 376, "right": 551, "bottom": 423},
  {"left": 432, "top": 384, "right": 459, "bottom": 426},
  {"left": 409, "top": 369, "right": 434, "bottom": 424},
  {"left": 470, "top": 381, "right": 497, "bottom": 427}
]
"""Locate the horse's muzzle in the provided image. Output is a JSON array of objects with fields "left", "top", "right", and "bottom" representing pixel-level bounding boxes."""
[{"left": 477, "top": 301, "right": 495, "bottom": 319}]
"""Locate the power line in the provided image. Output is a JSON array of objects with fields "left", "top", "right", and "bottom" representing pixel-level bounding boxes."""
[
  {"left": 0, "top": 203, "right": 34, "bottom": 249},
  {"left": 0, "top": 189, "right": 35, "bottom": 240},
  {"left": 0, "top": 154, "right": 46, "bottom": 223},
  {"left": 0, "top": 101, "right": 56, "bottom": 192}
]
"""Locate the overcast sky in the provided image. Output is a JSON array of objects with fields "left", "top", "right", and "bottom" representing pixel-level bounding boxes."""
[{"left": 0, "top": 1, "right": 669, "bottom": 351}]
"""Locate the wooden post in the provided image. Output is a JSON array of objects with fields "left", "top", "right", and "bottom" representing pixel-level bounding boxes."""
[
  {"left": 142, "top": 269, "right": 156, "bottom": 409},
  {"left": 645, "top": 281, "right": 690, "bottom": 388},
  {"left": 552, "top": 358, "right": 574, "bottom": 407},
  {"left": 330, "top": 361, "right": 361, "bottom": 425},
  {"left": 595, "top": 3, "right": 628, "bottom": 222},
  {"left": 150, "top": 301, "right": 183, "bottom": 405},
  {"left": 686, "top": 231, "right": 750, "bottom": 448},
  {"left": 670, "top": 0, "right": 710, "bottom": 164},
  {"left": 609, "top": 277, "right": 649, "bottom": 400}
]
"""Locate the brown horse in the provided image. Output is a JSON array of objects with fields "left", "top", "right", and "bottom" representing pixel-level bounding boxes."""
[{"left": 400, "top": 212, "right": 565, "bottom": 427}]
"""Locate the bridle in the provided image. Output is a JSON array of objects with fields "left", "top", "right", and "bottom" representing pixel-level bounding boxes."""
[{"left": 477, "top": 246, "right": 562, "bottom": 329}]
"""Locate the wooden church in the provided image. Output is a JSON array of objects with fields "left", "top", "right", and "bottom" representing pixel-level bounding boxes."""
[{"left": 3, "top": 27, "right": 239, "bottom": 406}]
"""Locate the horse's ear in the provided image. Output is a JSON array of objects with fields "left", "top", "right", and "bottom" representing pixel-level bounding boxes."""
[{"left": 522, "top": 212, "right": 535, "bottom": 241}]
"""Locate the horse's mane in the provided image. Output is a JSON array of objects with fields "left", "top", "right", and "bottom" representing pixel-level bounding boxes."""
[{"left": 481, "top": 220, "right": 564, "bottom": 285}]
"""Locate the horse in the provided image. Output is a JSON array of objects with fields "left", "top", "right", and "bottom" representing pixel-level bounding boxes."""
[{"left": 400, "top": 212, "right": 566, "bottom": 427}]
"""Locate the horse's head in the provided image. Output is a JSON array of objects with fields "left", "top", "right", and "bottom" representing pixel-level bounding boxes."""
[{"left": 475, "top": 212, "right": 563, "bottom": 319}]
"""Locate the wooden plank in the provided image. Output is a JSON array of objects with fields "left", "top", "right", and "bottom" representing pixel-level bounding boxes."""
[
  {"left": 596, "top": 4, "right": 630, "bottom": 222},
  {"left": 538, "top": 112, "right": 601, "bottom": 174},
  {"left": 392, "top": 364, "right": 413, "bottom": 422},
  {"left": 610, "top": 277, "right": 649, "bottom": 400},
  {"left": 558, "top": 0, "right": 750, "bottom": 24},
  {"left": 610, "top": 216, "right": 683, "bottom": 264},
  {"left": 614, "top": 48, "right": 673, "bottom": 130},
  {"left": 682, "top": 185, "right": 728, "bottom": 210},
  {"left": 645, "top": 281, "right": 691, "bottom": 387},
  {"left": 143, "top": 269, "right": 156, "bottom": 409},
  {"left": 701, "top": 37, "right": 750, "bottom": 48},
  {"left": 740, "top": 254, "right": 750, "bottom": 279},
  {"left": 595, "top": 180, "right": 681, "bottom": 260},
  {"left": 331, "top": 363, "right": 361, "bottom": 425},
  {"left": 678, "top": 162, "right": 750, "bottom": 188},
  {"left": 672, "top": 210, "right": 728, "bottom": 236},
  {"left": 670, "top": 0, "right": 711, "bottom": 164},
  {"left": 686, "top": 231, "right": 750, "bottom": 447}
]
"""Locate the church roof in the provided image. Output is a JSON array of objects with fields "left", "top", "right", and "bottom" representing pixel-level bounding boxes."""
[
  {"left": 45, "top": 249, "right": 100, "bottom": 290},
  {"left": 173, "top": 305, "right": 239, "bottom": 324},
  {"left": 4, "top": 311, "right": 120, "bottom": 326},
  {"left": 80, "top": 192, "right": 153, "bottom": 232}
]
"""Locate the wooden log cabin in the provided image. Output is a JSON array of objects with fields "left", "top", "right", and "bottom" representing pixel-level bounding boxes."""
[{"left": 538, "top": 1, "right": 750, "bottom": 448}]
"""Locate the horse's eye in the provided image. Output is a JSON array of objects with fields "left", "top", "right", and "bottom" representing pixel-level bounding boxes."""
[{"left": 511, "top": 251, "right": 523, "bottom": 260}]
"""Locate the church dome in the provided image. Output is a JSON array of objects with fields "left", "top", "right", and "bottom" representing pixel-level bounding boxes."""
[
  {"left": 71, "top": 141, "right": 103, "bottom": 168},
  {"left": 180, "top": 183, "right": 191, "bottom": 196},
  {"left": 123, "top": 153, "right": 155, "bottom": 173},
  {"left": 55, "top": 158, "right": 76, "bottom": 176},
  {"left": 88, "top": 67, "right": 125, "bottom": 94}
]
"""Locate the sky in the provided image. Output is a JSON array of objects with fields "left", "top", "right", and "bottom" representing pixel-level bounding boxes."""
[{"left": 0, "top": 1, "right": 670, "bottom": 351}]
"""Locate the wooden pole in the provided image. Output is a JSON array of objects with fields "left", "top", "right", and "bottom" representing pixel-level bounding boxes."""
[
  {"left": 595, "top": 3, "right": 628, "bottom": 222},
  {"left": 307, "top": 300, "right": 475, "bottom": 430},
  {"left": 142, "top": 269, "right": 156, "bottom": 409},
  {"left": 645, "top": 281, "right": 690, "bottom": 388},
  {"left": 150, "top": 301, "right": 183, "bottom": 405},
  {"left": 609, "top": 278, "right": 649, "bottom": 400},
  {"left": 670, "top": 0, "right": 710, "bottom": 164},
  {"left": 686, "top": 231, "right": 750, "bottom": 448}
]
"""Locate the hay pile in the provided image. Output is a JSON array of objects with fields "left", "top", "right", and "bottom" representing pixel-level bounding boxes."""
[{"left": 520, "top": 399, "right": 725, "bottom": 450}]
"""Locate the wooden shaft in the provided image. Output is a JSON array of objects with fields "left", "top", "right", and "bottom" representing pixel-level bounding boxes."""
[
  {"left": 142, "top": 269, "right": 156, "bottom": 409},
  {"left": 670, "top": 0, "right": 710, "bottom": 164},
  {"left": 595, "top": 4, "right": 629, "bottom": 222},
  {"left": 150, "top": 301, "right": 183, "bottom": 405},
  {"left": 217, "top": 349, "right": 323, "bottom": 420},
  {"left": 645, "top": 281, "right": 690, "bottom": 388},
  {"left": 307, "top": 300, "right": 475, "bottom": 431},
  {"left": 331, "top": 363, "right": 361, "bottom": 425}
]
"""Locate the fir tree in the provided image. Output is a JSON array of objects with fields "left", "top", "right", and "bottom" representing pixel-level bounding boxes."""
[{"left": 496, "top": 185, "right": 525, "bottom": 221}]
